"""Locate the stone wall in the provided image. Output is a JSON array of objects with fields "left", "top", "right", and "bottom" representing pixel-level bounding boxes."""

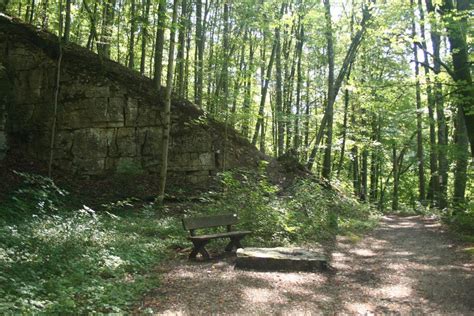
[
  {"left": 0, "top": 57, "right": 11, "bottom": 160},
  {"left": 0, "top": 15, "right": 265, "bottom": 185}
]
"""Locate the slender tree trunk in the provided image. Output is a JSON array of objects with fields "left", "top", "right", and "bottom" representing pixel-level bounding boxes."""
[
  {"left": 392, "top": 144, "right": 399, "bottom": 211},
  {"left": 184, "top": 5, "right": 192, "bottom": 99},
  {"left": 140, "top": 0, "right": 151, "bottom": 75},
  {"left": 241, "top": 39, "right": 254, "bottom": 139},
  {"left": 426, "top": 0, "right": 448, "bottom": 209},
  {"left": 283, "top": 23, "right": 296, "bottom": 152},
  {"left": 48, "top": 0, "right": 64, "bottom": 178},
  {"left": 84, "top": 0, "right": 99, "bottom": 51},
  {"left": 40, "top": 0, "right": 48, "bottom": 28},
  {"left": 303, "top": 68, "right": 310, "bottom": 160},
  {"left": 157, "top": 0, "right": 179, "bottom": 205},
  {"left": 321, "top": 0, "right": 335, "bottom": 180},
  {"left": 336, "top": 63, "right": 352, "bottom": 176},
  {"left": 252, "top": 3, "right": 284, "bottom": 147},
  {"left": 293, "top": 20, "right": 304, "bottom": 154},
  {"left": 411, "top": 0, "right": 426, "bottom": 202},
  {"left": 99, "top": 0, "right": 115, "bottom": 58},
  {"left": 275, "top": 21, "right": 284, "bottom": 156},
  {"left": 453, "top": 108, "right": 469, "bottom": 210},
  {"left": 231, "top": 30, "right": 247, "bottom": 125},
  {"left": 251, "top": 39, "right": 277, "bottom": 146},
  {"left": 27, "top": 0, "right": 35, "bottom": 23},
  {"left": 63, "top": 0, "right": 71, "bottom": 42},
  {"left": 370, "top": 113, "right": 380, "bottom": 202},
  {"left": 418, "top": 0, "right": 438, "bottom": 206},
  {"left": 153, "top": 0, "right": 167, "bottom": 90},
  {"left": 176, "top": 0, "right": 187, "bottom": 97},
  {"left": 194, "top": 0, "right": 206, "bottom": 107},
  {"left": 128, "top": 0, "right": 136, "bottom": 69}
]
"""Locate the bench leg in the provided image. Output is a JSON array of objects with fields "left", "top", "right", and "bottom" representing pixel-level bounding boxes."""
[
  {"left": 189, "top": 240, "right": 210, "bottom": 260},
  {"left": 225, "top": 236, "right": 244, "bottom": 252}
]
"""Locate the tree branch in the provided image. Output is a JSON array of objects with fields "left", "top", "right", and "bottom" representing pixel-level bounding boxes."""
[{"left": 414, "top": 41, "right": 456, "bottom": 78}]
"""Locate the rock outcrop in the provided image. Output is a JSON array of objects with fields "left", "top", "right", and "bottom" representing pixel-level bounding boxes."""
[{"left": 0, "top": 14, "right": 266, "bottom": 186}]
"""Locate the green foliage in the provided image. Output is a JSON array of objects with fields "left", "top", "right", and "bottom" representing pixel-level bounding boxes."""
[
  {"left": 0, "top": 173, "right": 185, "bottom": 313},
  {"left": 191, "top": 170, "right": 380, "bottom": 247},
  {"left": 2, "top": 171, "right": 68, "bottom": 219},
  {"left": 192, "top": 169, "right": 283, "bottom": 245},
  {"left": 447, "top": 201, "right": 474, "bottom": 240}
]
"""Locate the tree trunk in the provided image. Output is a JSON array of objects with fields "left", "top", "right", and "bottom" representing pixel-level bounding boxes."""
[
  {"left": 411, "top": 0, "right": 426, "bottom": 202},
  {"left": 157, "top": 0, "right": 179, "bottom": 205},
  {"left": 442, "top": 0, "right": 474, "bottom": 156},
  {"left": 336, "top": 63, "right": 352, "bottom": 176},
  {"left": 453, "top": 108, "right": 469, "bottom": 211},
  {"left": 425, "top": 0, "right": 448, "bottom": 209},
  {"left": 251, "top": 38, "right": 277, "bottom": 146},
  {"left": 221, "top": 0, "right": 230, "bottom": 114},
  {"left": 293, "top": 20, "right": 304, "bottom": 154},
  {"left": 128, "top": 0, "right": 136, "bottom": 69},
  {"left": 307, "top": 4, "right": 371, "bottom": 171},
  {"left": 392, "top": 144, "right": 399, "bottom": 211},
  {"left": 99, "top": 0, "right": 115, "bottom": 58},
  {"left": 140, "top": 0, "right": 151, "bottom": 75},
  {"left": 153, "top": 0, "right": 167, "bottom": 89},
  {"left": 418, "top": 0, "right": 438, "bottom": 206},
  {"left": 241, "top": 39, "right": 254, "bottom": 139},
  {"left": 176, "top": 0, "right": 187, "bottom": 97},
  {"left": 321, "top": 0, "right": 335, "bottom": 180},
  {"left": 275, "top": 21, "right": 284, "bottom": 157},
  {"left": 63, "top": 0, "right": 71, "bottom": 42}
]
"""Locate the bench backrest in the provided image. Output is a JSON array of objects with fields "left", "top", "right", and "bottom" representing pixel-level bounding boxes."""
[{"left": 182, "top": 213, "right": 239, "bottom": 231}]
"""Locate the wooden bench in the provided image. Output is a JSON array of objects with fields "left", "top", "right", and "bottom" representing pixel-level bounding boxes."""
[{"left": 182, "top": 213, "right": 251, "bottom": 259}]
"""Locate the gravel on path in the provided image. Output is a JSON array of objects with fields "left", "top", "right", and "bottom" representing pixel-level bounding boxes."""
[{"left": 139, "top": 215, "right": 474, "bottom": 315}]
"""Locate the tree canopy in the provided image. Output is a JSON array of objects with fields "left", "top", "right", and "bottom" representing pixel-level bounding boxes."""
[{"left": 2, "top": 0, "right": 473, "bottom": 211}]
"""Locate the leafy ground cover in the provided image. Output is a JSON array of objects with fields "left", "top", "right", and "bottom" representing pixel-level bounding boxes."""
[{"left": 1, "top": 170, "right": 379, "bottom": 313}]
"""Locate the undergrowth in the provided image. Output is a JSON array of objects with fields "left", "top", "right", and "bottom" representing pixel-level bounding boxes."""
[
  {"left": 0, "top": 172, "right": 185, "bottom": 313},
  {"left": 0, "top": 168, "right": 380, "bottom": 312},
  {"left": 190, "top": 168, "right": 380, "bottom": 247}
]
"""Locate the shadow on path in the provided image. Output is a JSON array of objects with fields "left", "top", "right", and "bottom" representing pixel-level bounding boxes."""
[{"left": 139, "top": 215, "right": 473, "bottom": 314}]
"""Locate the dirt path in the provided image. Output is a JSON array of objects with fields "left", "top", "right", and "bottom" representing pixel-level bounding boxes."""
[{"left": 139, "top": 216, "right": 473, "bottom": 315}]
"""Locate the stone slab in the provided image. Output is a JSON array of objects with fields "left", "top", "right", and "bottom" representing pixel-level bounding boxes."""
[{"left": 235, "top": 247, "right": 327, "bottom": 272}]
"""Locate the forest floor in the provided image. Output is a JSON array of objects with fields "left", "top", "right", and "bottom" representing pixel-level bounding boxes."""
[{"left": 138, "top": 215, "right": 473, "bottom": 315}]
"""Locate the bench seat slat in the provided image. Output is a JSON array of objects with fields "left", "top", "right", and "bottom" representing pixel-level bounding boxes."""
[
  {"left": 188, "top": 230, "right": 251, "bottom": 241},
  {"left": 182, "top": 213, "right": 239, "bottom": 230}
]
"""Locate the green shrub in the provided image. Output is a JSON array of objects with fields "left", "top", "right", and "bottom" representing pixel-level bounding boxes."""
[
  {"left": 2, "top": 171, "right": 68, "bottom": 219},
  {"left": 191, "top": 170, "right": 380, "bottom": 246}
]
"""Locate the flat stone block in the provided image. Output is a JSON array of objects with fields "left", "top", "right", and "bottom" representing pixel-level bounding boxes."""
[{"left": 235, "top": 247, "right": 327, "bottom": 272}]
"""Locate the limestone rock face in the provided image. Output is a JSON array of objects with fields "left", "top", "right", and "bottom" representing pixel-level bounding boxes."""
[
  {"left": 0, "top": 61, "right": 11, "bottom": 160},
  {"left": 0, "top": 15, "right": 266, "bottom": 185}
]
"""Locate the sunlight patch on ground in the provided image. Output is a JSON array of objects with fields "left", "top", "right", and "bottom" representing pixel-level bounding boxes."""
[
  {"left": 345, "top": 302, "right": 375, "bottom": 314},
  {"left": 376, "top": 284, "right": 412, "bottom": 299},
  {"left": 243, "top": 287, "right": 280, "bottom": 303},
  {"left": 350, "top": 248, "right": 376, "bottom": 257},
  {"left": 332, "top": 262, "right": 353, "bottom": 270},
  {"left": 389, "top": 250, "right": 414, "bottom": 257},
  {"left": 425, "top": 223, "right": 442, "bottom": 228},
  {"left": 275, "top": 273, "right": 309, "bottom": 283}
]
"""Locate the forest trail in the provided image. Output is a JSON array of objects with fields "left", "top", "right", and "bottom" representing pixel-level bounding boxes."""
[{"left": 139, "top": 216, "right": 473, "bottom": 315}]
